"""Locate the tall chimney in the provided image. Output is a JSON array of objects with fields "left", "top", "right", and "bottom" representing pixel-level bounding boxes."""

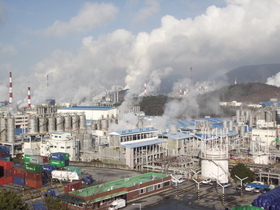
[
  {"left": 28, "top": 87, "right": 31, "bottom": 108},
  {"left": 9, "top": 72, "right": 13, "bottom": 105}
]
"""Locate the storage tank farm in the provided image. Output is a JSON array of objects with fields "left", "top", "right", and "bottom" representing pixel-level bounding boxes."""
[
  {"left": 200, "top": 128, "right": 229, "bottom": 184},
  {"left": 0, "top": 115, "right": 15, "bottom": 144}
]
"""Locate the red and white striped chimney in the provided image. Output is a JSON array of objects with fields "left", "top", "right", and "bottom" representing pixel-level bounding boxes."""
[
  {"left": 9, "top": 72, "right": 13, "bottom": 105},
  {"left": 180, "top": 83, "right": 182, "bottom": 97},
  {"left": 27, "top": 87, "right": 31, "bottom": 108},
  {"left": 144, "top": 81, "right": 147, "bottom": 97}
]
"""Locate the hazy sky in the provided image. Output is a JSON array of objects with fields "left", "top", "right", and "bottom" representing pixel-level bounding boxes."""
[{"left": 1, "top": 0, "right": 280, "bottom": 106}]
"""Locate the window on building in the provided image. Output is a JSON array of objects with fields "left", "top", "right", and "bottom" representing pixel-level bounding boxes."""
[
  {"left": 50, "top": 146, "right": 53, "bottom": 148},
  {"left": 139, "top": 188, "right": 146, "bottom": 194},
  {"left": 147, "top": 186, "right": 154, "bottom": 192},
  {"left": 164, "top": 181, "right": 170, "bottom": 187},
  {"left": 157, "top": 183, "right": 162, "bottom": 189},
  {"left": 66, "top": 146, "right": 71, "bottom": 149},
  {"left": 61, "top": 146, "right": 64, "bottom": 149}
]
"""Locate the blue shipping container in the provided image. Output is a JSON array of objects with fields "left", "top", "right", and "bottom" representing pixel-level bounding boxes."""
[
  {"left": 33, "top": 203, "right": 47, "bottom": 210},
  {"left": 0, "top": 158, "right": 6, "bottom": 161},
  {"left": 4, "top": 151, "right": 10, "bottom": 157},
  {"left": 13, "top": 176, "right": 25, "bottom": 185},
  {"left": 42, "top": 164, "right": 57, "bottom": 173},
  {"left": 50, "top": 153, "right": 67, "bottom": 161},
  {"left": 0, "top": 146, "right": 9, "bottom": 153}
]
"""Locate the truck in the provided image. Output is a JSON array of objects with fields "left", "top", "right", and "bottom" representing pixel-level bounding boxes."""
[
  {"left": 108, "top": 199, "right": 126, "bottom": 210},
  {"left": 51, "top": 170, "right": 94, "bottom": 184}
]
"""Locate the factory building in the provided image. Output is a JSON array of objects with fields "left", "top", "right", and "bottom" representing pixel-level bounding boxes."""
[{"left": 63, "top": 172, "right": 172, "bottom": 210}]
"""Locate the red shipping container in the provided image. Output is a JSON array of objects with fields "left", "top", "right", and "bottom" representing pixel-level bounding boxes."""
[
  {"left": 6, "top": 176, "right": 12, "bottom": 184},
  {"left": 0, "top": 161, "right": 12, "bottom": 169},
  {"left": 12, "top": 167, "right": 25, "bottom": 178},
  {"left": 64, "top": 181, "right": 82, "bottom": 193},
  {"left": 39, "top": 156, "right": 49, "bottom": 163},
  {"left": 25, "top": 171, "right": 42, "bottom": 181},
  {"left": 0, "top": 177, "right": 6, "bottom": 185},
  {"left": 25, "top": 178, "right": 42, "bottom": 188},
  {"left": 0, "top": 152, "right": 5, "bottom": 158},
  {"left": 3, "top": 169, "right": 12, "bottom": 177}
]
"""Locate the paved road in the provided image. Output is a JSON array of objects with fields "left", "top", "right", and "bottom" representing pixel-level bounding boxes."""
[{"left": 123, "top": 181, "right": 261, "bottom": 210}]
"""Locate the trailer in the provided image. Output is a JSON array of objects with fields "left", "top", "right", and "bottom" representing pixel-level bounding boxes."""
[{"left": 51, "top": 170, "right": 93, "bottom": 184}]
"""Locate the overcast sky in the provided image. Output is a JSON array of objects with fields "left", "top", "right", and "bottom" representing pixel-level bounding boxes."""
[{"left": 1, "top": 0, "right": 280, "bottom": 106}]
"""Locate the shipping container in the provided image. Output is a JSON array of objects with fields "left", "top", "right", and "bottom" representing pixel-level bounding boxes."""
[
  {"left": 0, "top": 152, "right": 9, "bottom": 158},
  {"left": 39, "top": 156, "right": 49, "bottom": 163},
  {"left": 24, "top": 154, "right": 33, "bottom": 164},
  {"left": 0, "top": 160, "right": 12, "bottom": 169},
  {"left": 50, "top": 152, "right": 69, "bottom": 161},
  {"left": 57, "top": 167, "right": 65, "bottom": 170},
  {"left": 25, "top": 178, "right": 42, "bottom": 188},
  {"left": 0, "top": 176, "right": 12, "bottom": 185},
  {"left": 3, "top": 168, "right": 12, "bottom": 177},
  {"left": 42, "top": 164, "right": 57, "bottom": 173},
  {"left": 5, "top": 157, "right": 10, "bottom": 161},
  {"left": 30, "top": 156, "right": 44, "bottom": 165},
  {"left": 25, "top": 171, "right": 42, "bottom": 181},
  {"left": 0, "top": 158, "right": 6, "bottom": 161},
  {"left": 0, "top": 146, "right": 9, "bottom": 153},
  {"left": 65, "top": 166, "right": 82, "bottom": 175},
  {"left": 12, "top": 167, "right": 25, "bottom": 178},
  {"left": 13, "top": 176, "right": 25, "bottom": 185},
  {"left": 25, "top": 163, "right": 42, "bottom": 173},
  {"left": 64, "top": 181, "right": 82, "bottom": 193},
  {"left": 65, "top": 159, "right": 69, "bottom": 166},
  {"left": 50, "top": 159, "right": 66, "bottom": 167}
]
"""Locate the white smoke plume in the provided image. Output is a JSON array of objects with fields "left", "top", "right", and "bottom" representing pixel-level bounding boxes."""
[{"left": 266, "top": 73, "right": 280, "bottom": 87}]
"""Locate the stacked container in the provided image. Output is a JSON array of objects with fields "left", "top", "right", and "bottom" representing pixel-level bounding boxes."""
[
  {"left": 12, "top": 167, "right": 25, "bottom": 185},
  {"left": 64, "top": 166, "right": 82, "bottom": 175},
  {"left": 25, "top": 163, "right": 42, "bottom": 188},
  {"left": 49, "top": 152, "right": 70, "bottom": 168},
  {"left": 0, "top": 146, "right": 10, "bottom": 161},
  {"left": 64, "top": 181, "right": 82, "bottom": 193},
  {"left": 0, "top": 160, "right": 12, "bottom": 185},
  {"left": 23, "top": 148, "right": 37, "bottom": 164}
]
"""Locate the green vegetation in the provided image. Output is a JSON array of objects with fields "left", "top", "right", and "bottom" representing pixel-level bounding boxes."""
[
  {"left": 0, "top": 189, "right": 29, "bottom": 210},
  {"left": 44, "top": 194, "right": 68, "bottom": 210},
  {"left": 139, "top": 95, "right": 169, "bottom": 116},
  {"left": 230, "top": 163, "right": 255, "bottom": 184}
]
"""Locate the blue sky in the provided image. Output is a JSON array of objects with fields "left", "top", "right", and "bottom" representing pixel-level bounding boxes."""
[{"left": 1, "top": 0, "right": 280, "bottom": 106}]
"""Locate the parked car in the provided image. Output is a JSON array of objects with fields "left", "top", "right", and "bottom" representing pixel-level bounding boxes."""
[
  {"left": 221, "top": 183, "right": 232, "bottom": 188},
  {"left": 245, "top": 186, "right": 255, "bottom": 192},
  {"left": 209, "top": 181, "right": 217, "bottom": 186},
  {"left": 254, "top": 187, "right": 261, "bottom": 193},
  {"left": 202, "top": 179, "right": 211, "bottom": 184},
  {"left": 261, "top": 188, "right": 271, "bottom": 194},
  {"left": 178, "top": 178, "right": 186, "bottom": 183}
]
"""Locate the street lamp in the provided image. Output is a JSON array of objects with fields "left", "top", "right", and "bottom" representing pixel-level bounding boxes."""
[
  {"left": 132, "top": 203, "right": 141, "bottom": 210},
  {"left": 235, "top": 175, "right": 248, "bottom": 197}
]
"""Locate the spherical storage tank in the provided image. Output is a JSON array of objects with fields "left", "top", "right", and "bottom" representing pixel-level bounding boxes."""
[
  {"left": 48, "top": 116, "right": 56, "bottom": 132},
  {"left": 29, "top": 116, "right": 38, "bottom": 134},
  {"left": 7, "top": 117, "right": 15, "bottom": 143},
  {"left": 201, "top": 150, "right": 228, "bottom": 183},
  {"left": 0, "top": 117, "right": 7, "bottom": 142}
]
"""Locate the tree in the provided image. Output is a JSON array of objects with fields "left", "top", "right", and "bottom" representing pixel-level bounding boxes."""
[
  {"left": 230, "top": 163, "right": 255, "bottom": 184},
  {"left": 44, "top": 194, "right": 69, "bottom": 210},
  {"left": 0, "top": 189, "right": 29, "bottom": 210}
]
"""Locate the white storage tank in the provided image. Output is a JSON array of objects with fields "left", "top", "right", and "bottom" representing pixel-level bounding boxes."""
[
  {"left": 56, "top": 115, "right": 64, "bottom": 131},
  {"left": 29, "top": 116, "right": 38, "bottom": 134},
  {"left": 39, "top": 116, "right": 47, "bottom": 133},
  {"left": 0, "top": 117, "right": 6, "bottom": 142},
  {"left": 64, "top": 115, "right": 72, "bottom": 130},
  {"left": 7, "top": 117, "right": 15, "bottom": 143},
  {"left": 79, "top": 114, "right": 86, "bottom": 130},
  {"left": 48, "top": 116, "right": 56, "bottom": 132},
  {"left": 72, "top": 115, "right": 79, "bottom": 130},
  {"left": 252, "top": 155, "right": 269, "bottom": 165},
  {"left": 201, "top": 150, "right": 228, "bottom": 183}
]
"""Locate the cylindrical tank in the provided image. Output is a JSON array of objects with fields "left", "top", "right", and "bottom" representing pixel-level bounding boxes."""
[
  {"left": 253, "top": 155, "right": 269, "bottom": 165},
  {"left": 223, "top": 121, "right": 227, "bottom": 129},
  {"left": 265, "top": 111, "right": 272, "bottom": 122},
  {"left": 201, "top": 150, "right": 228, "bottom": 183},
  {"left": 236, "top": 110, "right": 240, "bottom": 123},
  {"left": 82, "top": 133, "right": 92, "bottom": 151},
  {"left": 239, "top": 126, "right": 245, "bottom": 137},
  {"left": 72, "top": 115, "right": 79, "bottom": 130},
  {"left": 7, "top": 117, "right": 15, "bottom": 143},
  {"left": 39, "top": 116, "right": 47, "bottom": 133},
  {"left": 56, "top": 115, "right": 64, "bottom": 131},
  {"left": 260, "top": 110, "right": 265, "bottom": 120},
  {"left": 64, "top": 115, "right": 72, "bottom": 130},
  {"left": 48, "top": 116, "right": 56, "bottom": 132},
  {"left": 79, "top": 114, "right": 86, "bottom": 130},
  {"left": 249, "top": 115, "right": 253, "bottom": 127},
  {"left": 229, "top": 120, "right": 233, "bottom": 131},
  {"left": 169, "top": 124, "right": 178, "bottom": 133},
  {"left": 0, "top": 117, "right": 6, "bottom": 142},
  {"left": 29, "top": 116, "right": 38, "bottom": 134}
]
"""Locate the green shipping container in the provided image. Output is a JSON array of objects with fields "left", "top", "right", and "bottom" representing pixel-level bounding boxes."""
[
  {"left": 5, "top": 157, "right": 10, "bottom": 161},
  {"left": 50, "top": 159, "right": 65, "bottom": 167},
  {"left": 59, "top": 152, "right": 70, "bottom": 160},
  {"left": 25, "top": 163, "right": 42, "bottom": 173},
  {"left": 65, "top": 166, "right": 82, "bottom": 175}
]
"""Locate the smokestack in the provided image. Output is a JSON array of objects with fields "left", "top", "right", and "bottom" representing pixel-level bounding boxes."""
[
  {"left": 28, "top": 87, "right": 31, "bottom": 108},
  {"left": 144, "top": 81, "right": 147, "bottom": 97},
  {"left": 9, "top": 72, "right": 13, "bottom": 105},
  {"left": 47, "top": 75, "right": 49, "bottom": 87}
]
